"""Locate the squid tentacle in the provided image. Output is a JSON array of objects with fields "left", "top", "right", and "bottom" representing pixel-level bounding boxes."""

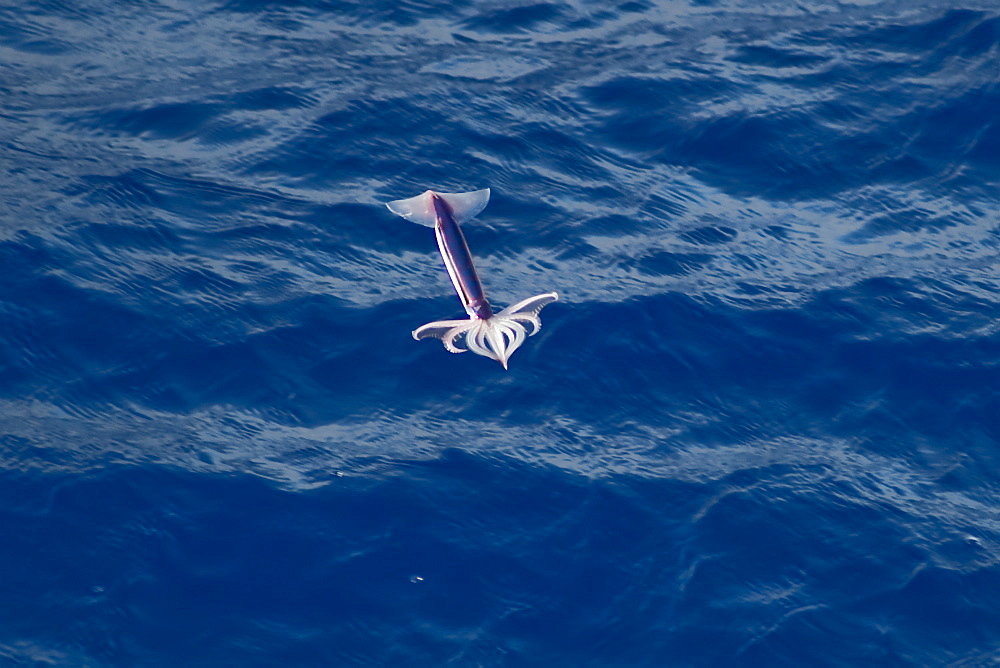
[
  {"left": 442, "top": 326, "right": 471, "bottom": 354},
  {"left": 466, "top": 324, "right": 495, "bottom": 362},
  {"left": 496, "top": 292, "right": 559, "bottom": 319},
  {"left": 411, "top": 291, "right": 558, "bottom": 368},
  {"left": 500, "top": 313, "right": 541, "bottom": 335},
  {"left": 412, "top": 319, "right": 472, "bottom": 341}
]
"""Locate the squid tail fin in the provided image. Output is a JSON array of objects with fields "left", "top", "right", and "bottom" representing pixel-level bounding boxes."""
[{"left": 385, "top": 189, "right": 490, "bottom": 228}]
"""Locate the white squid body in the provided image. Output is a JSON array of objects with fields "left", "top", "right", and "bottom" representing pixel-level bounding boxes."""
[{"left": 412, "top": 292, "right": 558, "bottom": 369}]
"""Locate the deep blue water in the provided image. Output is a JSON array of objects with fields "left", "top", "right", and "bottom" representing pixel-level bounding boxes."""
[{"left": 2, "top": 0, "right": 999, "bottom": 665}]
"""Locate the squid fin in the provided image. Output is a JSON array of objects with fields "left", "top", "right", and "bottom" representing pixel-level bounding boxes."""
[{"left": 385, "top": 189, "right": 490, "bottom": 227}]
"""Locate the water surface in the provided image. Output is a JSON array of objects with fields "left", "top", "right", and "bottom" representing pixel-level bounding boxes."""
[{"left": 2, "top": 0, "right": 999, "bottom": 664}]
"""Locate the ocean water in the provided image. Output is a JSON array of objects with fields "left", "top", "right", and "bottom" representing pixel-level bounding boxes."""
[{"left": 2, "top": 0, "right": 999, "bottom": 665}]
